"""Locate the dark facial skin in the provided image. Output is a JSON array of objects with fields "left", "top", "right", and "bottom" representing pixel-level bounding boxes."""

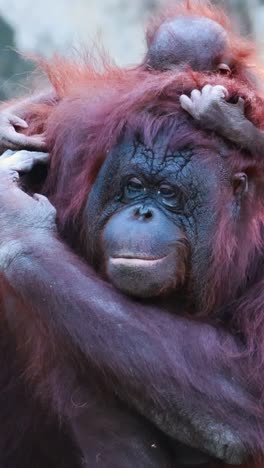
[
  {"left": 101, "top": 142, "right": 189, "bottom": 298},
  {"left": 146, "top": 16, "right": 230, "bottom": 73},
  {"left": 85, "top": 137, "right": 236, "bottom": 303}
]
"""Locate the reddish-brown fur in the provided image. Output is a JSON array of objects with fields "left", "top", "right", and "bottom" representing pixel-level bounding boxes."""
[
  {"left": 3, "top": 1, "right": 264, "bottom": 466},
  {"left": 20, "top": 57, "right": 264, "bottom": 464}
]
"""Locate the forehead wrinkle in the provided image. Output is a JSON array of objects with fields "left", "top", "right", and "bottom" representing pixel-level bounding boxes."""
[
  {"left": 118, "top": 137, "right": 229, "bottom": 195},
  {"left": 129, "top": 140, "right": 195, "bottom": 181}
]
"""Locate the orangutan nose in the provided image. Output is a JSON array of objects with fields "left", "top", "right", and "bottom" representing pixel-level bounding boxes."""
[{"left": 132, "top": 205, "right": 153, "bottom": 221}]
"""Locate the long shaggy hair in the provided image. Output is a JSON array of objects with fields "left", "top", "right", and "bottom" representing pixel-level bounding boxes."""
[{"left": 8, "top": 3, "right": 264, "bottom": 464}]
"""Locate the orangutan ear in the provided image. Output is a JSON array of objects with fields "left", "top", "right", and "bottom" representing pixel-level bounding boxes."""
[{"left": 232, "top": 172, "right": 248, "bottom": 198}]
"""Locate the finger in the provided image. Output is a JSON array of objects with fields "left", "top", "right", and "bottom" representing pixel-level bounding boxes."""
[
  {"left": 2, "top": 131, "right": 47, "bottom": 151},
  {"left": 0, "top": 140, "right": 25, "bottom": 151},
  {"left": 180, "top": 95, "right": 193, "bottom": 112},
  {"left": 211, "top": 85, "right": 229, "bottom": 100},
  {"left": 0, "top": 169, "right": 20, "bottom": 184},
  {"left": 13, "top": 150, "right": 50, "bottom": 165},
  {"left": 1, "top": 130, "right": 32, "bottom": 148},
  {"left": 0, "top": 150, "right": 49, "bottom": 173},
  {"left": 33, "top": 193, "right": 51, "bottom": 206},
  {"left": 190, "top": 89, "right": 201, "bottom": 103},
  {"left": 0, "top": 169, "right": 20, "bottom": 183},
  {"left": 30, "top": 151, "right": 50, "bottom": 164},
  {"left": 33, "top": 193, "right": 43, "bottom": 201},
  {"left": 9, "top": 115, "right": 29, "bottom": 129},
  {"left": 0, "top": 151, "right": 34, "bottom": 172},
  {"left": 237, "top": 97, "right": 245, "bottom": 112},
  {"left": 12, "top": 171, "right": 19, "bottom": 183},
  {"left": 1, "top": 150, "right": 16, "bottom": 159},
  {"left": 26, "top": 136, "right": 47, "bottom": 151},
  {"left": 202, "top": 84, "right": 213, "bottom": 95}
]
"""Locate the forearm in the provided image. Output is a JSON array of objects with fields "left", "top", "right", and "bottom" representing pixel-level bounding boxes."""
[
  {"left": 242, "top": 121, "right": 264, "bottom": 156},
  {"left": 202, "top": 99, "right": 264, "bottom": 157},
  {"left": 1, "top": 235, "right": 260, "bottom": 463},
  {"left": 213, "top": 115, "right": 264, "bottom": 156}
]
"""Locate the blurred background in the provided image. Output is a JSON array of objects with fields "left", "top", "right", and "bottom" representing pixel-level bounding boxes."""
[{"left": 0, "top": 0, "right": 263, "bottom": 100}]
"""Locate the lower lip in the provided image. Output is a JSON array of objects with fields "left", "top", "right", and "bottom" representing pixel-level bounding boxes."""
[{"left": 109, "top": 257, "right": 167, "bottom": 267}]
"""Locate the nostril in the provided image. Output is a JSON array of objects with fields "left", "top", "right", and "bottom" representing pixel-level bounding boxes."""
[
  {"left": 133, "top": 207, "right": 141, "bottom": 218},
  {"left": 144, "top": 210, "right": 153, "bottom": 219},
  {"left": 133, "top": 205, "right": 153, "bottom": 220}
]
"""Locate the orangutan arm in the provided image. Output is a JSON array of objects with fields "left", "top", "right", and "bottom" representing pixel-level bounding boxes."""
[
  {"left": 0, "top": 151, "right": 260, "bottom": 465},
  {"left": 180, "top": 84, "right": 264, "bottom": 157}
]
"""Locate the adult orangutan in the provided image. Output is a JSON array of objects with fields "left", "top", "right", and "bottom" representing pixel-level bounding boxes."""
[
  {"left": 1, "top": 1, "right": 264, "bottom": 468},
  {"left": 0, "top": 56, "right": 264, "bottom": 468}
]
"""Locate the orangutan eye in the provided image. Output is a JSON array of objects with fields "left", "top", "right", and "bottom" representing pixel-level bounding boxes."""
[
  {"left": 158, "top": 184, "right": 175, "bottom": 198},
  {"left": 124, "top": 177, "right": 145, "bottom": 199},
  {"left": 158, "top": 184, "right": 180, "bottom": 209},
  {"left": 217, "top": 63, "right": 231, "bottom": 75}
]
